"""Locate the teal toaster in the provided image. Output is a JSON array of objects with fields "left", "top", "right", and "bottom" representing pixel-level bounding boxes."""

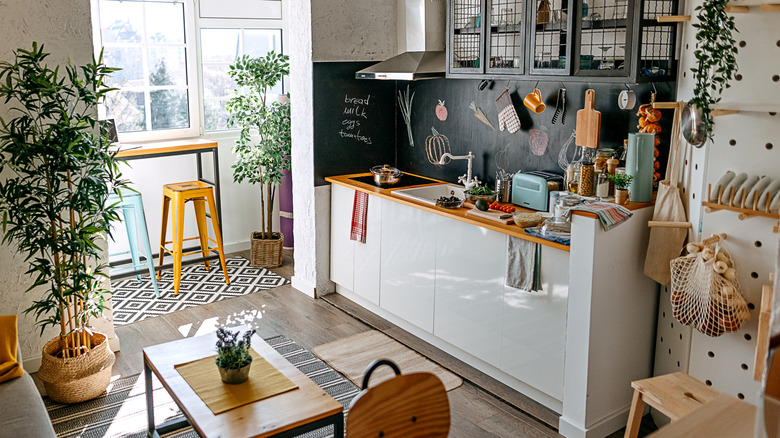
[{"left": 511, "top": 172, "right": 562, "bottom": 211}]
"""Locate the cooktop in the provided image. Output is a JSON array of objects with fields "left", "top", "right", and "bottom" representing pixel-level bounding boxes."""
[{"left": 349, "top": 174, "right": 440, "bottom": 189}]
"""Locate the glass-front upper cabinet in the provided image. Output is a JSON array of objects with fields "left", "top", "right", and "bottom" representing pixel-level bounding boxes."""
[
  {"left": 528, "top": 0, "right": 573, "bottom": 75},
  {"left": 485, "top": 0, "right": 526, "bottom": 75},
  {"left": 449, "top": 0, "right": 484, "bottom": 75},
  {"left": 448, "top": 0, "right": 527, "bottom": 77},
  {"left": 571, "top": 0, "right": 678, "bottom": 80}
]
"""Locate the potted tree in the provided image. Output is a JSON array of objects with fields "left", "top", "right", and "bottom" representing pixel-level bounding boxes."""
[
  {"left": 0, "top": 43, "right": 128, "bottom": 403},
  {"left": 226, "top": 51, "right": 291, "bottom": 268}
]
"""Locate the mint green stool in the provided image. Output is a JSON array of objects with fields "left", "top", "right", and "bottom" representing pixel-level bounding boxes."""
[{"left": 109, "top": 191, "right": 160, "bottom": 297}]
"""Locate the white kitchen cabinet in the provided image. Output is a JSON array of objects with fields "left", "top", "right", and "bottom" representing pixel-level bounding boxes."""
[
  {"left": 434, "top": 215, "right": 505, "bottom": 368},
  {"left": 500, "top": 244, "right": 569, "bottom": 402},
  {"left": 380, "top": 198, "right": 437, "bottom": 333},
  {"left": 329, "top": 184, "right": 382, "bottom": 305}
]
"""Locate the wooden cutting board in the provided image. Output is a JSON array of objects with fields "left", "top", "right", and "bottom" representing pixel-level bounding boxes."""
[
  {"left": 575, "top": 89, "right": 601, "bottom": 148},
  {"left": 465, "top": 207, "right": 514, "bottom": 224}
]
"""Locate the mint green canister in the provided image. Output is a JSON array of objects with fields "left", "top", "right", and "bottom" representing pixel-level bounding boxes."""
[{"left": 625, "top": 133, "right": 655, "bottom": 202}]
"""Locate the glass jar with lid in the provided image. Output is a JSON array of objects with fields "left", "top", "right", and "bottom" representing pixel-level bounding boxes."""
[{"left": 594, "top": 148, "right": 614, "bottom": 172}]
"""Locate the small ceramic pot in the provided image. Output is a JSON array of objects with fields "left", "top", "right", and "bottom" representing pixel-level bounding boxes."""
[
  {"left": 219, "top": 363, "right": 251, "bottom": 384},
  {"left": 615, "top": 189, "right": 629, "bottom": 205}
]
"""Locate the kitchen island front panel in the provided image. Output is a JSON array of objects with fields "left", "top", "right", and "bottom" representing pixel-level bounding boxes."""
[
  {"left": 433, "top": 214, "right": 506, "bottom": 369},
  {"left": 380, "top": 197, "right": 438, "bottom": 333},
  {"left": 501, "top": 246, "right": 570, "bottom": 402}
]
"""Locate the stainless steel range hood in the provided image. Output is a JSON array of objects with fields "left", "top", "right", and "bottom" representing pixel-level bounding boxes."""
[{"left": 355, "top": 0, "right": 446, "bottom": 80}]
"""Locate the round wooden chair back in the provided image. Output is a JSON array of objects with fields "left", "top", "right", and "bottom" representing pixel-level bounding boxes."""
[{"left": 346, "top": 359, "right": 450, "bottom": 438}]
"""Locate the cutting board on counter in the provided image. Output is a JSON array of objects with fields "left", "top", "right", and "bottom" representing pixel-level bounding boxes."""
[
  {"left": 465, "top": 207, "right": 514, "bottom": 224},
  {"left": 576, "top": 89, "right": 601, "bottom": 148}
]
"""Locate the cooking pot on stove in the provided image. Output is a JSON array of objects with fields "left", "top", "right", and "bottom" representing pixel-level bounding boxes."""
[{"left": 370, "top": 164, "right": 402, "bottom": 185}]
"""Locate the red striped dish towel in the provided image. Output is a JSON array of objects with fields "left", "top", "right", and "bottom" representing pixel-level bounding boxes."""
[
  {"left": 350, "top": 191, "right": 369, "bottom": 243},
  {"left": 566, "top": 202, "right": 633, "bottom": 231}
]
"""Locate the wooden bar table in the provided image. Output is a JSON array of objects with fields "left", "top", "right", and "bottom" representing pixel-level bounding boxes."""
[
  {"left": 113, "top": 139, "right": 223, "bottom": 280},
  {"left": 143, "top": 330, "right": 344, "bottom": 438}
]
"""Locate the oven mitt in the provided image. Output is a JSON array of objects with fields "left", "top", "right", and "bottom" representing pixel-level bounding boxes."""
[{"left": 496, "top": 89, "right": 521, "bottom": 134}]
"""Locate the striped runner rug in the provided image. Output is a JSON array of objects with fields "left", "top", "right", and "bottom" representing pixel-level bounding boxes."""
[{"left": 44, "top": 335, "right": 359, "bottom": 438}]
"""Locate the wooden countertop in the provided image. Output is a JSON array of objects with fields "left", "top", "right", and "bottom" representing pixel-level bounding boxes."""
[
  {"left": 326, "top": 173, "right": 655, "bottom": 253},
  {"left": 116, "top": 138, "right": 218, "bottom": 158}
]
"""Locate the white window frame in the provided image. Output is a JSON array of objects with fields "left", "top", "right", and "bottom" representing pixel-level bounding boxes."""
[
  {"left": 195, "top": 18, "right": 286, "bottom": 134},
  {"left": 91, "top": 0, "right": 288, "bottom": 142},
  {"left": 91, "top": 0, "right": 201, "bottom": 142}
]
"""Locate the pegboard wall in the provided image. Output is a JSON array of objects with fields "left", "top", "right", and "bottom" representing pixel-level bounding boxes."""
[{"left": 653, "top": 0, "right": 780, "bottom": 410}]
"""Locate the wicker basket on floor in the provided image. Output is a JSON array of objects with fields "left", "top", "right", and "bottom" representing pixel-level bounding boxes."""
[
  {"left": 250, "top": 231, "right": 284, "bottom": 268},
  {"left": 37, "top": 331, "right": 115, "bottom": 404}
]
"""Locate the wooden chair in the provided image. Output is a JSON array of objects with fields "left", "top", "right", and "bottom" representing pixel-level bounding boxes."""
[
  {"left": 624, "top": 372, "right": 721, "bottom": 438},
  {"left": 346, "top": 359, "right": 451, "bottom": 438}
]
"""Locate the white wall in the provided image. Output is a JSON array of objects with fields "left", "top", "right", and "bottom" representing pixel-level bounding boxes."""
[
  {"left": 0, "top": 0, "right": 117, "bottom": 370},
  {"left": 653, "top": 0, "right": 780, "bottom": 412},
  {"left": 289, "top": 0, "right": 396, "bottom": 297}
]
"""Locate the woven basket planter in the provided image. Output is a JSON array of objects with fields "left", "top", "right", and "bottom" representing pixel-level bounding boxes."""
[
  {"left": 37, "top": 331, "right": 115, "bottom": 404},
  {"left": 250, "top": 231, "right": 284, "bottom": 268}
]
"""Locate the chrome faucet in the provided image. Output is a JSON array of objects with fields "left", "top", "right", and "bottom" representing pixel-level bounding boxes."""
[{"left": 439, "top": 151, "right": 480, "bottom": 190}]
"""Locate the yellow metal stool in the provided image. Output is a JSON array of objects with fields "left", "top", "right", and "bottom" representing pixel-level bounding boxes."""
[{"left": 158, "top": 181, "right": 229, "bottom": 295}]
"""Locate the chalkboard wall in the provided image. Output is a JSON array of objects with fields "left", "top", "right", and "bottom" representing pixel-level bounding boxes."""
[{"left": 313, "top": 62, "right": 675, "bottom": 187}]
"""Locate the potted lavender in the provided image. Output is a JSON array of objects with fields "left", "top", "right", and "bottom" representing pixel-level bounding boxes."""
[{"left": 215, "top": 327, "right": 256, "bottom": 384}]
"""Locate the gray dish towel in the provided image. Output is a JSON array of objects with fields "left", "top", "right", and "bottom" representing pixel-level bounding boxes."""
[{"left": 506, "top": 236, "right": 542, "bottom": 292}]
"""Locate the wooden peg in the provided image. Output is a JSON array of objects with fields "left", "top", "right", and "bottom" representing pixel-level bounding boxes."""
[
  {"left": 652, "top": 102, "right": 679, "bottom": 109},
  {"left": 648, "top": 221, "right": 693, "bottom": 228},
  {"left": 702, "top": 233, "right": 727, "bottom": 246},
  {"left": 725, "top": 5, "right": 750, "bottom": 13},
  {"left": 657, "top": 15, "right": 692, "bottom": 22},
  {"left": 712, "top": 109, "right": 740, "bottom": 117},
  {"left": 738, "top": 213, "right": 756, "bottom": 221}
]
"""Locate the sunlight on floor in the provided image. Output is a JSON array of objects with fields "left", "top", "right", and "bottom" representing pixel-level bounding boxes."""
[{"left": 177, "top": 308, "right": 265, "bottom": 338}]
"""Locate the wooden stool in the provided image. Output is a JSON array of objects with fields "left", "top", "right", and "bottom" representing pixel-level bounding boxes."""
[
  {"left": 158, "top": 181, "right": 229, "bottom": 295},
  {"left": 624, "top": 372, "right": 721, "bottom": 438}
]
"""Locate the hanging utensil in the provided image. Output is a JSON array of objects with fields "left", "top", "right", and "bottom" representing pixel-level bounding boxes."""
[
  {"left": 681, "top": 102, "right": 707, "bottom": 148},
  {"left": 575, "top": 89, "right": 601, "bottom": 149},
  {"left": 552, "top": 87, "right": 566, "bottom": 124}
]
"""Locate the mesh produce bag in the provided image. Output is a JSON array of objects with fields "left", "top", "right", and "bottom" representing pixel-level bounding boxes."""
[{"left": 670, "top": 242, "right": 750, "bottom": 337}]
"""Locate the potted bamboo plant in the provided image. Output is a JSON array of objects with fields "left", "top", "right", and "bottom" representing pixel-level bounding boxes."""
[
  {"left": 0, "top": 43, "right": 128, "bottom": 403},
  {"left": 226, "top": 51, "right": 291, "bottom": 267}
]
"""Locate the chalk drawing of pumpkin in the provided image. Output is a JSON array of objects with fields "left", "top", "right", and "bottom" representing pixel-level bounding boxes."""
[
  {"left": 426, "top": 127, "right": 451, "bottom": 165},
  {"left": 436, "top": 100, "right": 448, "bottom": 121}
]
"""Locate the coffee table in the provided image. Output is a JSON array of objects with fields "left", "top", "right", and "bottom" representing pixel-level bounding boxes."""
[{"left": 143, "top": 331, "right": 344, "bottom": 438}]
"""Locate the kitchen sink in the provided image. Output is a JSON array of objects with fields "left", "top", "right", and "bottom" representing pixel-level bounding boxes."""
[{"left": 392, "top": 183, "right": 466, "bottom": 206}]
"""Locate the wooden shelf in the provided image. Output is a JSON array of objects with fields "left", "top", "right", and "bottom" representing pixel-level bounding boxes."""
[
  {"left": 657, "top": 15, "right": 691, "bottom": 22},
  {"left": 711, "top": 104, "right": 780, "bottom": 116},
  {"left": 725, "top": 1, "right": 780, "bottom": 12}
]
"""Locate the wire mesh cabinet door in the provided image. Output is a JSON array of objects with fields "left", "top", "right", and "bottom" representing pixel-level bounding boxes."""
[
  {"left": 571, "top": 0, "right": 636, "bottom": 78},
  {"left": 571, "top": 0, "right": 678, "bottom": 80},
  {"left": 636, "top": 0, "right": 679, "bottom": 82},
  {"left": 528, "top": 0, "right": 574, "bottom": 76},
  {"left": 448, "top": 0, "right": 486, "bottom": 76},
  {"left": 485, "top": 0, "right": 527, "bottom": 75}
]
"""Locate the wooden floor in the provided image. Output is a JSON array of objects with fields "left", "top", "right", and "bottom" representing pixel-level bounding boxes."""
[{"left": 107, "top": 249, "right": 656, "bottom": 438}]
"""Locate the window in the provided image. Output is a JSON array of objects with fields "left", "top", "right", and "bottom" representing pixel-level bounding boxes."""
[
  {"left": 200, "top": 28, "right": 283, "bottom": 132},
  {"left": 92, "top": 0, "right": 285, "bottom": 140}
]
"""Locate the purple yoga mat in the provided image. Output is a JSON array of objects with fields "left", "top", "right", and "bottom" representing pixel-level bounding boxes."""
[{"left": 279, "top": 168, "right": 293, "bottom": 248}]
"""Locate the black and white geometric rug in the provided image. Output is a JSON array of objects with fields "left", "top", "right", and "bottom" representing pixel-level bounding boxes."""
[
  {"left": 110, "top": 256, "right": 289, "bottom": 326},
  {"left": 45, "top": 335, "right": 360, "bottom": 438}
]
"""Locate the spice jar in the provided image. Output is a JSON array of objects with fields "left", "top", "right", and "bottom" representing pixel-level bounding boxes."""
[
  {"left": 596, "top": 172, "right": 610, "bottom": 199},
  {"left": 577, "top": 161, "right": 595, "bottom": 197}
]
